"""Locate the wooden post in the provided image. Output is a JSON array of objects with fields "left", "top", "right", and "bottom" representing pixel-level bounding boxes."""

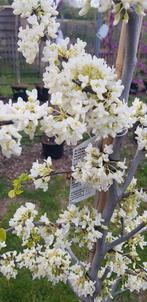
[
  {"left": 15, "top": 15, "right": 21, "bottom": 85},
  {"left": 115, "top": 22, "right": 127, "bottom": 79}
]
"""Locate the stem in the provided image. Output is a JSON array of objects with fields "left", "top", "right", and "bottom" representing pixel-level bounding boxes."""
[
  {"left": 103, "top": 278, "right": 121, "bottom": 302},
  {"left": 118, "top": 149, "right": 144, "bottom": 200},
  {"left": 121, "top": 11, "right": 143, "bottom": 103},
  {"left": 0, "top": 121, "right": 13, "bottom": 126},
  {"left": 52, "top": 171, "right": 72, "bottom": 176},
  {"left": 106, "top": 222, "right": 146, "bottom": 252}
]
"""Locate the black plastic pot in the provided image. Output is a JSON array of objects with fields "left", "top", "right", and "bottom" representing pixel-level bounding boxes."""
[
  {"left": 42, "top": 138, "right": 64, "bottom": 160},
  {"left": 143, "top": 80, "right": 147, "bottom": 92},
  {"left": 12, "top": 85, "right": 28, "bottom": 102},
  {"left": 36, "top": 84, "right": 49, "bottom": 102},
  {"left": 130, "top": 82, "right": 138, "bottom": 95}
]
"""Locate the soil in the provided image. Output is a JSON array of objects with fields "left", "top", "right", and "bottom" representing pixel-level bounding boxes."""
[
  {"left": 0, "top": 143, "right": 73, "bottom": 180},
  {"left": 0, "top": 142, "right": 73, "bottom": 218}
]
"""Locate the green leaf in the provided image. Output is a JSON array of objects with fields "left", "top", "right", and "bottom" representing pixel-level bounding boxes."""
[
  {"left": 135, "top": 4, "right": 142, "bottom": 15},
  {"left": 8, "top": 189, "right": 16, "bottom": 198},
  {"left": 123, "top": 11, "right": 129, "bottom": 23},
  {"left": 0, "top": 228, "right": 6, "bottom": 242},
  {"left": 15, "top": 189, "right": 23, "bottom": 196},
  {"left": 115, "top": 3, "right": 122, "bottom": 14},
  {"left": 114, "top": 12, "right": 121, "bottom": 26}
]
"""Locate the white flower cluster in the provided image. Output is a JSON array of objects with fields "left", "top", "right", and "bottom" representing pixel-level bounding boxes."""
[
  {"left": 12, "top": 0, "right": 59, "bottom": 63},
  {"left": 43, "top": 51, "right": 134, "bottom": 144},
  {"left": 0, "top": 202, "right": 98, "bottom": 297},
  {"left": 0, "top": 125, "right": 22, "bottom": 158},
  {"left": 72, "top": 143, "right": 127, "bottom": 191},
  {"left": 108, "top": 252, "right": 131, "bottom": 276},
  {"left": 110, "top": 179, "right": 147, "bottom": 261},
  {"left": 78, "top": 0, "right": 147, "bottom": 19},
  {"left": 11, "top": 89, "right": 48, "bottom": 139},
  {"left": 68, "top": 263, "right": 95, "bottom": 297},
  {"left": 17, "top": 245, "right": 71, "bottom": 283},
  {"left": 57, "top": 204, "right": 104, "bottom": 250},
  {"left": 132, "top": 98, "right": 147, "bottom": 156},
  {"left": 0, "top": 251, "right": 17, "bottom": 279},
  {"left": 112, "top": 178, "right": 147, "bottom": 224},
  {"left": 29, "top": 156, "right": 53, "bottom": 191},
  {"left": 105, "top": 249, "right": 147, "bottom": 293},
  {"left": 0, "top": 245, "right": 95, "bottom": 297},
  {"left": 125, "top": 273, "right": 147, "bottom": 292},
  {"left": 9, "top": 202, "right": 38, "bottom": 246},
  {"left": 0, "top": 89, "right": 48, "bottom": 158},
  {"left": 42, "top": 37, "right": 87, "bottom": 65}
]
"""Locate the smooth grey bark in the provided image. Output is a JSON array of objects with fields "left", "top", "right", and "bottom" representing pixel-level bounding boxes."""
[
  {"left": 121, "top": 11, "right": 143, "bottom": 103},
  {"left": 106, "top": 222, "right": 146, "bottom": 252},
  {"left": 83, "top": 11, "right": 144, "bottom": 302},
  {"left": 112, "top": 12, "right": 143, "bottom": 160},
  {"left": 118, "top": 149, "right": 144, "bottom": 200},
  {"left": 49, "top": 10, "right": 144, "bottom": 302}
]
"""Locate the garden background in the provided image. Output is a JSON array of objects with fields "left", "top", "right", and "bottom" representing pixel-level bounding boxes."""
[{"left": 0, "top": 1, "right": 147, "bottom": 301}]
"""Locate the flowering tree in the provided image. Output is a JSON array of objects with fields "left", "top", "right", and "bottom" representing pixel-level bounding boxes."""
[{"left": 0, "top": 1, "right": 147, "bottom": 301}]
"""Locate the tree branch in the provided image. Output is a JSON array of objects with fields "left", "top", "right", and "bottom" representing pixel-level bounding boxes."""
[
  {"left": 0, "top": 121, "right": 14, "bottom": 126},
  {"left": 111, "top": 11, "right": 143, "bottom": 161},
  {"left": 106, "top": 222, "right": 146, "bottom": 252},
  {"left": 121, "top": 11, "right": 143, "bottom": 103},
  {"left": 118, "top": 149, "right": 144, "bottom": 200}
]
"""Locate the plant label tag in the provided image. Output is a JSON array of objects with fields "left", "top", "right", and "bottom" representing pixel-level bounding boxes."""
[
  {"left": 96, "top": 24, "right": 109, "bottom": 40},
  {"left": 69, "top": 137, "right": 100, "bottom": 204}
]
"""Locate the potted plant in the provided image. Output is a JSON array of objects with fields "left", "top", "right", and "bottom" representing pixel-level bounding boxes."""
[
  {"left": 11, "top": 83, "right": 28, "bottom": 102},
  {"left": 129, "top": 80, "right": 139, "bottom": 95},
  {"left": 35, "top": 83, "right": 49, "bottom": 103},
  {"left": 42, "top": 135, "right": 64, "bottom": 160}
]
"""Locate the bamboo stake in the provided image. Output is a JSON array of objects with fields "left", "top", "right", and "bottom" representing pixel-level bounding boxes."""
[
  {"left": 95, "top": 22, "right": 127, "bottom": 211},
  {"left": 115, "top": 22, "right": 127, "bottom": 79}
]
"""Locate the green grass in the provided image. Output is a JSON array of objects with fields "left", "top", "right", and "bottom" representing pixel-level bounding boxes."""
[
  {"left": 0, "top": 177, "right": 79, "bottom": 302},
  {"left": 0, "top": 155, "right": 146, "bottom": 302},
  {"left": 0, "top": 62, "right": 41, "bottom": 97}
]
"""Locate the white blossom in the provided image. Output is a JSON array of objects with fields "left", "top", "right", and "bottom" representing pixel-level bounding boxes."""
[
  {"left": 135, "top": 126, "right": 147, "bottom": 155},
  {"left": 0, "top": 251, "right": 18, "bottom": 279},
  {"left": 13, "top": 0, "right": 59, "bottom": 63},
  {"left": 72, "top": 143, "right": 127, "bottom": 191},
  {"left": 69, "top": 263, "right": 95, "bottom": 297},
  {"left": 57, "top": 205, "right": 104, "bottom": 249},
  {"left": 29, "top": 157, "right": 53, "bottom": 191},
  {"left": 125, "top": 273, "right": 147, "bottom": 292},
  {"left": 78, "top": 0, "right": 147, "bottom": 19},
  {"left": 9, "top": 203, "right": 38, "bottom": 245},
  {"left": 0, "top": 125, "right": 22, "bottom": 158}
]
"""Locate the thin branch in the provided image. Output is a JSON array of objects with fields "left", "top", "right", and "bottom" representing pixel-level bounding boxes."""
[
  {"left": 0, "top": 121, "right": 13, "bottom": 126},
  {"left": 118, "top": 149, "right": 144, "bottom": 200},
  {"left": 103, "top": 278, "right": 121, "bottom": 302},
  {"left": 106, "top": 222, "right": 146, "bottom": 252},
  {"left": 66, "top": 247, "right": 83, "bottom": 266},
  {"left": 111, "top": 249, "right": 147, "bottom": 274},
  {"left": 102, "top": 181, "right": 119, "bottom": 225},
  {"left": 90, "top": 235, "right": 107, "bottom": 280},
  {"left": 100, "top": 266, "right": 111, "bottom": 282},
  {"left": 120, "top": 217, "right": 125, "bottom": 236},
  {"left": 51, "top": 171, "right": 72, "bottom": 176}
]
